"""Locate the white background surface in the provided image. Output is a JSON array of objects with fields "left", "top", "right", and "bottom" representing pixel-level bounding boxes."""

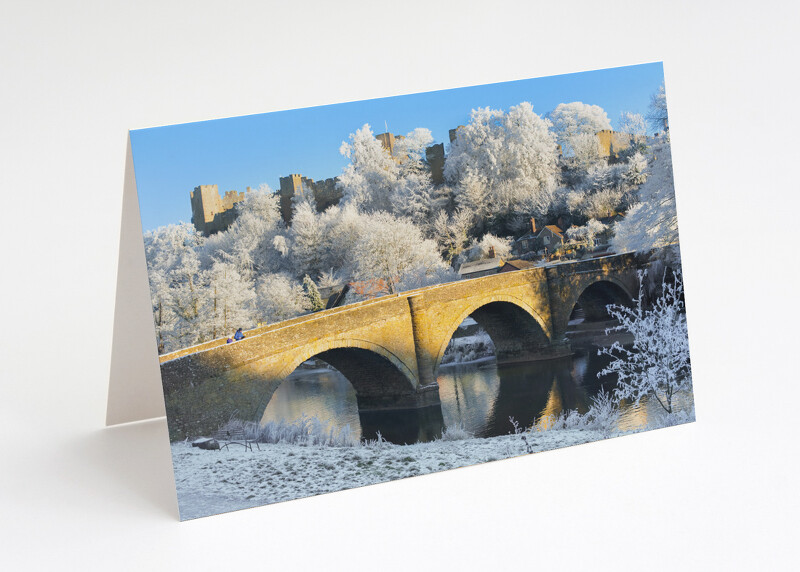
[{"left": 2, "top": 1, "right": 798, "bottom": 569}]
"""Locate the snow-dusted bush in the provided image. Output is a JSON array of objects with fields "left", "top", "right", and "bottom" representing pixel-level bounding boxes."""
[
  {"left": 222, "top": 415, "right": 360, "bottom": 448},
  {"left": 513, "top": 388, "right": 622, "bottom": 446},
  {"left": 649, "top": 404, "right": 696, "bottom": 429},
  {"left": 598, "top": 270, "right": 691, "bottom": 415},
  {"left": 438, "top": 423, "right": 474, "bottom": 441},
  {"left": 581, "top": 388, "right": 621, "bottom": 437},
  {"left": 362, "top": 431, "right": 391, "bottom": 450}
]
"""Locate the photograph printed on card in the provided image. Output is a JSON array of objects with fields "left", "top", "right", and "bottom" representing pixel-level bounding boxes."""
[{"left": 130, "top": 62, "right": 694, "bottom": 520}]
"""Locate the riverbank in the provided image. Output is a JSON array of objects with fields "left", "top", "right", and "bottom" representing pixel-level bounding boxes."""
[{"left": 173, "top": 428, "right": 608, "bottom": 520}]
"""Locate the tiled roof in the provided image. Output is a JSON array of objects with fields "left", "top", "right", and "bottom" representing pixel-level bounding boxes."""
[{"left": 542, "top": 225, "right": 564, "bottom": 238}]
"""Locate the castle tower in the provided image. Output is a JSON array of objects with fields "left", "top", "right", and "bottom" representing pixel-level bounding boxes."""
[
  {"left": 596, "top": 130, "right": 633, "bottom": 159},
  {"left": 190, "top": 184, "right": 223, "bottom": 235},
  {"left": 426, "top": 143, "right": 445, "bottom": 185},
  {"left": 190, "top": 184, "right": 246, "bottom": 236},
  {"left": 279, "top": 174, "right": 305, "bottom": 223},
  {"left": 449, "top": 126, "right": 465, "bottom": 144},
  {"left": 375, "top": 132, "right": 407, "bottom": 163}
]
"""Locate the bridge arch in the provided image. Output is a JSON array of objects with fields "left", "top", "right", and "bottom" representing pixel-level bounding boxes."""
[
  {"left": 263, "top": 339, "right": 441, "bottom": 444},
  {"left": 564, "top": 276, "right": 636, "bottom": 328},
  {"left": 432, "top": 294, "right": 552, "bottom": 376},
  {"left": 274, "top": 338, "right": 418, "bottom": 396}
]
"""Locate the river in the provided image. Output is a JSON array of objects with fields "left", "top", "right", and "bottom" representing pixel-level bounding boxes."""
[{"left": 260, "top": 345, "right": 694, "bottom": 443}]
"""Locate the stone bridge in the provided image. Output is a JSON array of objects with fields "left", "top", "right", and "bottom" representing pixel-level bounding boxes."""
[{"left": 160, "top": 253, "right": 642, "bottom": 438}]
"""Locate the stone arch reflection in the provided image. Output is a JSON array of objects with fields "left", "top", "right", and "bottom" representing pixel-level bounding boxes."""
[{"left": 262, "top": 346, "right": 443, "bottom": 444}]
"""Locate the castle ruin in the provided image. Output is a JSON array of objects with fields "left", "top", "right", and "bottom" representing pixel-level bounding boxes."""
[
  {"left": 190, "top": 184, "right": 248, "bottom": 236},
  {"left": 189, "top": 127, "right": 642, "bottom": 234},
  {"left": 596, "top": 129, "right": 645, "bottom": 159},
  {"left": 278, "top": 174, "right": 342, "bottom": 223}
]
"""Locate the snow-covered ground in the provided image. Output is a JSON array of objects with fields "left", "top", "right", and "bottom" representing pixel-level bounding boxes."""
[
  {"left": 173, "top": 428, "right": 608, "bottom": 520},
  {"left": 440, "top": 331, "right": 494, "bottom": 365}
]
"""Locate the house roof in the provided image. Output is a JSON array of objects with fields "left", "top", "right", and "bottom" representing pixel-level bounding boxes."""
[
  {"left": 458, "top": 257, "right": 504, "bottom": 275},
  {"left": 542, "top": 225, "right": 564, "bottom": 238},
  {"left": 501, "top": 259, "right": 537, "bottom": 271}
]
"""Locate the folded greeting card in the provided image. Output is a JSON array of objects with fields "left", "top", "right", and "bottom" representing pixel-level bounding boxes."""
[{"left": 109, "top": 62, "right": 695, "bottom": 520}]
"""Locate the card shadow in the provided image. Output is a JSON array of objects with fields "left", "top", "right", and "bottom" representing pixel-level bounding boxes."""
[{"left": 66, "top": 418, "right": 178, "bottom": 520}]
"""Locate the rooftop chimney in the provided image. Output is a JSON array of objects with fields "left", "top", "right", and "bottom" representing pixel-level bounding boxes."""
[{"left": 531, "top": 218, "right": 537, "bottom": 234}]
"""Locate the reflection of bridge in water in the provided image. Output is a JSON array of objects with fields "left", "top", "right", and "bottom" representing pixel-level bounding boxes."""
[{"left": 161, "top": 253, "right": 642, "bottom": 440}]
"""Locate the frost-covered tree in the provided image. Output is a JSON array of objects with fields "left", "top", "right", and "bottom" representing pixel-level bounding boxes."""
[
  {"left": 452, "top": 172, "right": 490, "bottom": 231},
  {"left": 352, "top": 212, "right": 449, "bottom": 295},
  {"left": 569, "top": 132, "right": 604, "bottom": 170},
  {"left": 618, "top": 111, "right": 647, "bottom": 137},
  {"left": 395, "top": 127, "right": 434, "bottom": 164},
  {"left": 289, "top": 201, "right": 326, "bottom": 278},
  {"left": 337, "top": 124, "right": 398, "bottom": 213},
  {"left": 624, "top": 152, "right": 648, "bottom": 186},
  {"left": 390, "top": 170, "right": 436, "bottom": 221},
  {"left": 612, "top": 141, "right": 679, "bottom": 262},
  {"left": 143, "top": 223, "right": 210, "bottom": 350},
  {"left": 564, "top": 161, "right": 638, "bottom": 221},
  {"left": 143, "top": 223, "right": 203, "bottom": 352},
  {"left": 566, "top": 218, "right": 608, "bottom": 250},
  {"left": 646, "top": 82, "right": 669, "bottom": 133},
  {"left": 302, "top": 274, "right": 325, "bottom": 312},
  {"left": 255, "top": 273, "right": 310, "bottom": 324},
  {"left": 584, "top": 188, "right": 626, "bottom": 219},
  {"left": 319, "top": 203, "right": 363, "bottom": 275},
  {"left": 203, "top": 259, "right": 256, "bottom": 339},
  {"left": 598, "top": 271, "right": 691, "bottom": 415},
  {"left": 457, "top": 233, "right": 513, "bottom": 265},
  {"left": 338, "top": 124, "right": 440, "bottom": 222},
  {"left": 318, "top": 268, "right": 345, "bottom": 289},
  {"left": 145, "top": 257, "right": 179, "bottom": 353},
  {"left": 445, "top": 102, "right": 560, "bottom": 233},
  {"left": 431, "top": 208, "right": 473, "bottom": 264},
  {"left": 201, "top": 185, "right": 284, "bottom": 278},
  {"left": 549, "top": 102, "right": 612, "bottom": 158}
]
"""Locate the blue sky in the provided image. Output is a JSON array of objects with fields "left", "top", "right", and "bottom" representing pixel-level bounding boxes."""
[{"left": 131, "top": 62, "right": 665, "bottom": 231}]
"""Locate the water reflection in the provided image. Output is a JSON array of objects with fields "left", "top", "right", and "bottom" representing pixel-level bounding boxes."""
[
  {"left": 260, "top": 351, "right": 694, "bottom": 444},
  {"left": 260, "top": 368, "right": 360, "bottom": 430}
]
